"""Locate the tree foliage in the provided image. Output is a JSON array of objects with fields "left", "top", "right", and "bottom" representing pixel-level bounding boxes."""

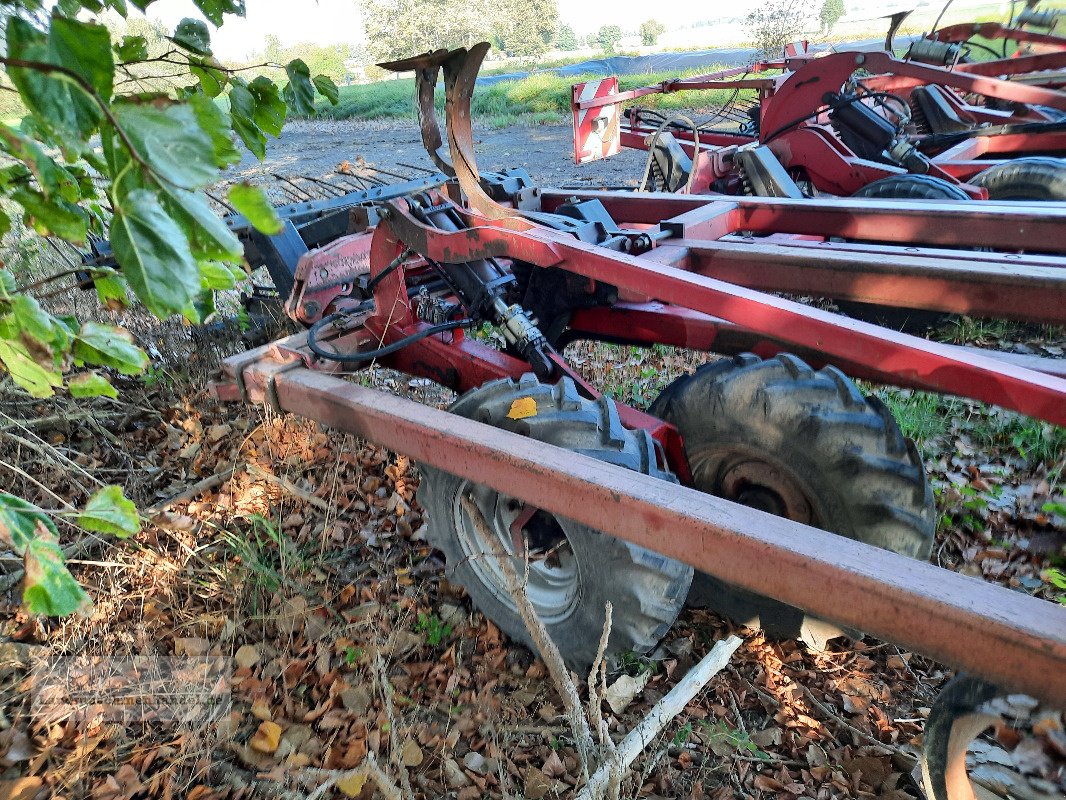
[
  {"left": 595, "top": 25, "right": 623, "bottom": 55},
  {"left": 819, "top": 0, "right": 845, "bottom": 33},
  {"left": 746, "top": 0, "right": 814, "bottom": 58},
  {"left": 492, "top": 0, "right": 559, "bottom": 58},
  {"left": 364, "top": 0, "right": 560, "bottom": 61},
  {"left": 639, "top": 19, "right": 666, "bottom": 47},
  {"left": 556, "top": 24, "right": 579, "bottom": 51},
  {"left": 0, "top": 0, "right": 338, "bottom": 615}
]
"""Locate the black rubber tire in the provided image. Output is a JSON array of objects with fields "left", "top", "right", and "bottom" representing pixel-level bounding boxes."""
[
  {"left": 648, "top": 353, "right": 935, "bottom": 643},
  {"left": 970, "top": 156, "right": 1066, "bottom": 201},
  {"left": 839, "top": 175, "right": 968, "bottom": 331},
  {"left": 418, "top": 374, "right": 693, "bottom": 671},
  {"left": 851, "top": 174, "right": 971, "bottom": 200}
]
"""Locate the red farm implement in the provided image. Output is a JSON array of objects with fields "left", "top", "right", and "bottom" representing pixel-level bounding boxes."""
[
  {"left": 571, "top": 48, "right": 1066, "bottom": 200},
  {"left": 118, "top": 43, "right": 1066, "bottom": 800}
]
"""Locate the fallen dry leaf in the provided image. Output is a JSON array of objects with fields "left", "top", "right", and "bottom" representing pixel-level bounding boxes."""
[{"left": 250, "top": 721, "right": 282, "bottom": 754}]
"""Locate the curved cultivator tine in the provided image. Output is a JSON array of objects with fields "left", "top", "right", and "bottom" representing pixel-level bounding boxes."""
[
  {"left": 379, "top": 48, "right": 454, "bottom": 177},
  {"left": 921, "top": 674, "right": 1000, "bottom": 800},
  {"left": 380, "top": 43, "right": 511, "bottom": 220}
]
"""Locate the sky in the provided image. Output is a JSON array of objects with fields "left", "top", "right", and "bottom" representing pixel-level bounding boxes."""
[{"left": 143, "top": 0, "right": 1005, "bottom": 61}]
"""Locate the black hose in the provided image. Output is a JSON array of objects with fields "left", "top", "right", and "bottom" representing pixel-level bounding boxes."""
[
  {"left": 365, "top": 247, "right": 413, "bottom": 295},
  {"left": 306, "top": 312, "right": 474, "bottom": 364},
  {"left": 917, "top": 118, "right": 1066, "bottom": 151}
]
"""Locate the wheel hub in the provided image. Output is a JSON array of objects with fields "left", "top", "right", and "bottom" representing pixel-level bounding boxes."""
[
  {"left": 453, "top": 484, "right": 579, "bottom": 620},
  {"left": 716, "top": 456, "right": 814, "bottom": 524}
]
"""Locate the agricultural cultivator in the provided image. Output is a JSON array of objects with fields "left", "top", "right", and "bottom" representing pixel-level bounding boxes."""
[
  {"left": 74, "top": 39, "right": 1066, "bottom": 800},
  {"left": 571, "top": 45, "right": 1066, "bottom": 200}
]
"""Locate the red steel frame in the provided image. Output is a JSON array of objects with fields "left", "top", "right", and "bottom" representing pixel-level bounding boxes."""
[
  {"left": 211, "top": 42, "right": 1066, "bottom": 716},
  {"left": 211, "top": 189, "right": 1066, "bottom": 706},
  {"left": 573, "top": 51, "right": 1066, "bottom": 196}
]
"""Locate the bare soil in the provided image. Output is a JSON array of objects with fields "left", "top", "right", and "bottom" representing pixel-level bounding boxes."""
[{"left": 225, "top": 117, "right": 649, "bottom": 189}]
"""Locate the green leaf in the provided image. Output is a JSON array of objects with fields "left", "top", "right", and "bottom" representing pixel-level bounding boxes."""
[
  {"left": 111, "top": 101, "right": 219, "bottom": 190},
  {"left": 249, "top": 76, "right": 286, "bottom": 137},
  {"left": 93, "top": 271, "right": 129, "bottom": 310},
  {"left": 189, "top": 288, "right": 216, "bottom": 323},
  {"left": 200, "top": 260, "right": 237, "bottom": 290},
  {"left": 0, "top": 125, "right": 67, "bottom": 198},
  {"left": 10, "top": 294, "right": 64, "bottom": 354},
  {"left": 116, "top": 35, "right": 149, "bottom": 62},
  {"left": 313, "top": 74, "right": 340, "bottom": 105},
  {"left": 188, "top": 93, "right": 241, "bottom": 167},
  {"left": 50, "top": 16, "right": 114, "bottom": 101},
  {"left": 68, "top": 370, "right": 118, "bottom": 399},
  {"left": 5, "top": 18, "right": 99, "bottom": 154},
  {"left": 0, "top": 338, "right": 63, "bottom": 397},
  {"left": 0, "top": 493, "right": 57, "bottom": 553},
  {"left": 227, "top": 83, "right": 266, "bottom": 159},
  {"left": 11, "top": 187, "right": 88, "bottom": 243},
  {"left": 110, "top": 188, "right": 200, "bottom": 318},
  {"left": 23, "top": 537, "right": 90, "bottom": 616},
  {"left": 172, "top": 17, "right": 212, "bottom": 56},
  {"left": 282, "top": 59, "right": 316, "bottom": 116},
  {"left": 0, "top": 269, "right": 15, "bottom": 300},
  {"left": 73, "top": 321, "right": 148, "bottom": 374},
  {"left": 228, "top": 183, "right": 282, "bottom": 235},
  {"left": 190, "top": 60, "right": 227, "bottom": 98},
  {"left": 161, "top": 187, "right": 242, "bottom": 263},
  {"left": 76, "top": 485, "right": 140, "bottom": 538},
  {"left": 192, "top": 0, "right": 246, "bottom": 25}
]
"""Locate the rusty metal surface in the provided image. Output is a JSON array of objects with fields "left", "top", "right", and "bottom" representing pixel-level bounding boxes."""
[
  {"left": 223, "top": 362, "right": 1066, "bottom": 705},
  {"left": 379, "top": 203, "right": 1066, "bottom": 425}
]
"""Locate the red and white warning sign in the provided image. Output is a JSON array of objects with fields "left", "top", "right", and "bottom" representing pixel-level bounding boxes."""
[{"left": 571, "top": 77, "right": 620, "bottom": 164}]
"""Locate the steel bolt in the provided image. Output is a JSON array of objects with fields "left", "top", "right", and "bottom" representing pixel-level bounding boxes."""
[{"left": 303, "top": 300, "right": 321, "bottom": 318}]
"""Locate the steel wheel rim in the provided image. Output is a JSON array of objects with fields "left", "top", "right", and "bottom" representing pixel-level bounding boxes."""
[
  {"left": 452, "top": 482, "right": 579, "bottom": 621},
  {"left": 690, "top": 445, "right": 816, "bottom": 525}
]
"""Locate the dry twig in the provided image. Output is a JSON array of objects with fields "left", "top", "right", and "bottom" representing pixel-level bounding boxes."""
[
  {"left": 576, "top": 635, "right": 744, "bottom": 800},
  {"left": 459, "top": 493, "right": 597, "bottom": 777}
]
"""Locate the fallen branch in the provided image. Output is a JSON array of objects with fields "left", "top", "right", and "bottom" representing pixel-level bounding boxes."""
[
  {"left": 459, "top": 493, "right": 597, "bottom": 776},
  {"left": 576, "top": 635, "right": 744, "bottom": 800},
  {"left": 247, "top": 463, "right": 332, "bottom": 513},
  {"left": 146, "top": 465, "right": 238, "bottom": 516}
]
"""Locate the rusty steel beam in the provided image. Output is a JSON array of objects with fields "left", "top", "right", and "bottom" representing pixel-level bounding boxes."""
[
  {"left": 683, "top": 240, "right": 1066, "bottom": 323},
  {"left": 224, "top": 361, "right": 1066, "bottom": 704},
  {"left": 538, "top": 190, "right": 1066, "bottom": 252}
]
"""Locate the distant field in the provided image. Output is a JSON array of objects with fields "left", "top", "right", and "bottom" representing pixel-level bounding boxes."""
[{"left": 314, "top": 67, "right": 747, "bottom": 128}]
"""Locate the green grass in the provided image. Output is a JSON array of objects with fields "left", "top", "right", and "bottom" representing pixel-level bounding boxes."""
[
  {"left": 315, "top": 66, "right": 748, "bottom": 127},
  {"left": 877, "top": 387, "right": 1066, "bottom": 476}
]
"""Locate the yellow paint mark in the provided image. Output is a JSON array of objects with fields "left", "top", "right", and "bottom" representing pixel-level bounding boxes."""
[{"left": 506, "top": 396, "right": 538, "bottom": 420}]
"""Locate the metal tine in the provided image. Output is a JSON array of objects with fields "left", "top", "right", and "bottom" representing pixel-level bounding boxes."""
[
  {"left": 396, "top": 161, "right": 438, "bottom": 174},
  {"left": 297, "top": 174, "right": 350, "bottom": 197},
  {"left": 363, "top": 165, "right": 412, "bottom": 181},
  {"left": 45, "top": 237, "right": 80, "bottom": 269},
  {"left": 333, "top": 173, "right": 369, "bottom": 191},
  {"left": 272, "top": 173, "right": 317, "bottom": 201}
]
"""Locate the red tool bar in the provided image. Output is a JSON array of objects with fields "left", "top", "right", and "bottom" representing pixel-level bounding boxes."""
[
  {"left": 383, "top": 208, "right": 1066, "bottom": 425},
  {"left": 955, "top": 50, "right": 1066, "bottom": 76},
  {"left": 566, "top": 303, "right": 1066, "bottom": 381},
  {"left": 681, "top": 239, "right": 1066, "bottom": 323},
  {"left": 930, "top": 21, "right": 1066, "bottom": 49},
  {"left": 574, "top": 64, "right": 784, "bottom": 111},
  {"left": 227, "top": 364, "right": 1066, "bottom": 704},
  {"left": 537, "top": 190, "right": 1066, "bottom": 251}
]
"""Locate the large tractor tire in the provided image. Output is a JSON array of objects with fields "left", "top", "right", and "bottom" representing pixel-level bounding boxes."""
[
  {"left": 838, "top": 174, "right": 968, "bottom": 331},
  {"left": 649, "top": 353, "right": 935, "bottom": 647},
  {"left": 851, "top": 174, "right": 971, "bottom": 201},
  {"left": 969, "top": 157, "right": 1066, "bottom": 201},
  {"left": 418, "top": 375, "right": 693, "bottom": 671}
]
